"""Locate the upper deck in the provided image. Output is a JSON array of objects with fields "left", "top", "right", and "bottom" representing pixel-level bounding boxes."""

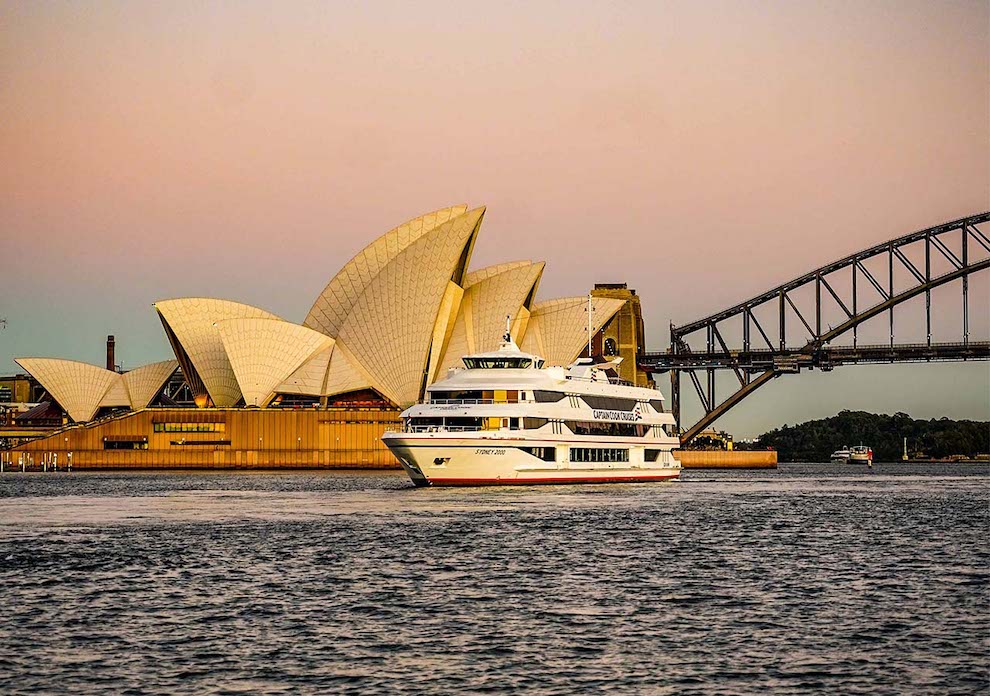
[
  {"left": 428, "top": 354, "right": 663, "bottom": 404},
  {"left": 408, "top": 330, "right": 673, "bottom": 430}
]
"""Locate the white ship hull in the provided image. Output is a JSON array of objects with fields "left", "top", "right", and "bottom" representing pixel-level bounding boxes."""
[{"left": 384, "top": 434, "right": 681, "bottom": 487}]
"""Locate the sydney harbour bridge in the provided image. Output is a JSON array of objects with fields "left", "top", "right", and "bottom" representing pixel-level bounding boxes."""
[{"left": 640, "top": 212, "right": 990, "bottom": 444}]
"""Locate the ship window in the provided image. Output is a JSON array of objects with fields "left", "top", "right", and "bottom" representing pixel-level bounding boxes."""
[
  {"left": 523, "top": 417, "right": 549, "bottom": 429},
  {"left": 409, "top": 417, "right": 444, "bottom": 428},
  {"left": 649, "top": 399, "right": 665, "bottom": 413},
  {"left": 564, "top": 421, "right": 645, "bottom": 437},
  {"left": 445, "top": 417, "right": 484, "bottom": 431},
  {"left": 569, "top": 448, "right": 629, "bottom": 463},
  {"left": 462, "top": 357, "right": 533, "bottom": 369},
  {"left": 583, "top": 396, "right": 637, "bottom": 411},
  {"left": 431, "top": 390, "right": 485, "bottom": 402},
  {"left": 519, "top": 446, "right": 555, "bottom": 462},
  {"left": 533, "top": 390, "right": 565, "bottom": 403},
  {"left": 644, "top": 449, "right": 662, "bottom": 462}
]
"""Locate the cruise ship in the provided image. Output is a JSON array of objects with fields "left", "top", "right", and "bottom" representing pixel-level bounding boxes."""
[{"left": 382, "top": 323, "right": 682, "bottom": 486}]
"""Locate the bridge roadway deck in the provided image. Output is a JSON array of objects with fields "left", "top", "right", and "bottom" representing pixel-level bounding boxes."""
[{"left": 640, "top": 341, "right": 990, "bottom": 374}]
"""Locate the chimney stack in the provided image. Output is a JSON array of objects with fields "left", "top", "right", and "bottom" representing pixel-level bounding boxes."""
[{"left": 106, "top": 335, "right": 116, "bottom": 372}]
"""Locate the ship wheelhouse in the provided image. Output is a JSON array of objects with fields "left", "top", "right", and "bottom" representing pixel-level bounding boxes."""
[{"left": 461, "top": 355, "right": 544, "bottom": 370}]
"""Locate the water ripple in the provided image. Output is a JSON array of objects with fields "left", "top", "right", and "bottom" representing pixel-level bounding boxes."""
[{"left": 0, "top": 463, "right": 987, "bottom": 694}]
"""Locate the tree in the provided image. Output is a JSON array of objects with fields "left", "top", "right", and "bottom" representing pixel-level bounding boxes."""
[{"left": 749, "top": 411, "right": 989, "bottom": 462}]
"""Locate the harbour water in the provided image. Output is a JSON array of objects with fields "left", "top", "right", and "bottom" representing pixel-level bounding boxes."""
[{"left": 1, "top": 463, "right": 987, "bottom": 694}]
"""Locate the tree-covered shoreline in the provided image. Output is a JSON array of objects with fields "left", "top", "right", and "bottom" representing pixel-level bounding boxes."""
[{"left": 744, "top": 411, "right": 989, "bottom": 462}]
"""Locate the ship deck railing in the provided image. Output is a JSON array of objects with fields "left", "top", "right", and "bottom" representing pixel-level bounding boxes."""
[
  {"left": 424, "top": 398, "right": 501, "bottom": 405},
  {"left": 563, "top": 375, "right": 637, "bottom": 387},
  {"left": 390, "top": 425, "right": 486, "bottom": 434}
]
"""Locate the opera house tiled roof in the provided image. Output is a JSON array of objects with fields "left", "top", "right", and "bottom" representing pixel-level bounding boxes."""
[
  {"left": 434, "top": 261, "right": 545, "bottom": 379},
  {"left": 14, "top": 358, "right": 178, "bottom": 422},
  {"left": 154, "top": 298, "right": 281, "bottom": 407},
  {"left": 17, "top": 204, "right": 629, "bottom": 421},
  {"left": 520, "top": 296, "right": 627, "bottom": 368},
  {"left": 218, "top": 318, "right": 334, "bottom": 408}
]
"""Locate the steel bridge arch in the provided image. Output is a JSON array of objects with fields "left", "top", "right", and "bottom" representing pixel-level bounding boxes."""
[{"left": 641, "top": 212, "right": 990, "bottom": 444}]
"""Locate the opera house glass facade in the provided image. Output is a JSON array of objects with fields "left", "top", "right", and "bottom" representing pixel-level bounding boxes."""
[{"left": 8, "top": 205, "right": 647, "bottom": 469}]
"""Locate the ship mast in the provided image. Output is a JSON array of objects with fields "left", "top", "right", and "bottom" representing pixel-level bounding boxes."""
[{"left": 587, "top": 293, "right": 593, "bottom": 358}]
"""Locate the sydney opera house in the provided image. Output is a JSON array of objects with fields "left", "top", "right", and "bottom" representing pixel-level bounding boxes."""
[{"left": 5, "top": 205, "right": 649, "bottom": 469}]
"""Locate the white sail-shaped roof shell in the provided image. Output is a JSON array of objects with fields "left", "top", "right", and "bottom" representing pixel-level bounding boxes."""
[
  {"left": 322, "top": 347, "right": 372, "bottom": 397},
  {"left": 434, "top": 261, "right": 545, "bottom": 379},
  {"left": 276, "top": 344, "right": 334, "bottom": 396},
  {"left": 122, "top": 360, "right": 179, "bottom": 409},
  {"left": 218, "top": 318, "right": 334, "bottom": 407},
  {"left": 273, "top": 343, "right": 371, "bottom": 398},
  {"left": 154, "top": 298, "right": 280, "bottom": 407},
  {"left": 334, "top": 207, "right": 484, "bottom": 407},
  {"left": 520, "top": 297, "right": 626, "bottom": 367},
  {"left": 15, "top": 358, "right": 119, "bottom": 423},
  {"left": 304, "top": 205, "right": 469, "bottom": 338},
  {"left": 463, "top": 261, "right": 533, "bottom": 286},
  {"left": 100, "top": 376, "right": 131, "bottom": 408},
  {"left": 16, "top": 358, "right": 179, "bottom": 421}
]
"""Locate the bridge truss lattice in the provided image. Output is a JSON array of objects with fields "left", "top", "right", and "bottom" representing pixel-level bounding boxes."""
[{"left": 641, "top": 212, "right": 990, "bottom": 444}]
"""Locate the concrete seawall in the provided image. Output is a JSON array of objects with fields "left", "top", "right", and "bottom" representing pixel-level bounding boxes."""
[{"left": 675, "top": 450, "right": 778, "bottom": 469}]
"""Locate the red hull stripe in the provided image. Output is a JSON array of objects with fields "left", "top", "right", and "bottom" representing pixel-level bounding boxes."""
[
  {"left": 388, "top": 437, "right": 661, "bottom": 444},
  {"left": 426, "top": 474, "right": 680, "bottom": 486}
]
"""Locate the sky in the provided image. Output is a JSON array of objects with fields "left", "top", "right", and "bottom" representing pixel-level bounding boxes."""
[{"left": 1, "top": 0, "right": 988, "bottom": 437}]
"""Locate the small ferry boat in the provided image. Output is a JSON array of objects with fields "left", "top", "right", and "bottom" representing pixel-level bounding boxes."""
[
  {"left": 849, "top": 445, "right": 873, "bottom": 465},
  {"left": 830, "top": 447, "right": 851, "bottom": 463},
  {"left": 382, "top": 322, "right": 682, "bottom": 487},
  {"left": 831, "top": 445, "right": 873, "bottom": 465}
]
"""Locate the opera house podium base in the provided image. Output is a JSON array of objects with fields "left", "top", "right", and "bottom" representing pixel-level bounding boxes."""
[{"left": 5, "top": 408, "right": 403, "bottom": 470}]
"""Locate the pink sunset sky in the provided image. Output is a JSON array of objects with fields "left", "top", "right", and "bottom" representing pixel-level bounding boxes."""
[{"left": 1, "top": 1, "right": 987, "bottom": 436}]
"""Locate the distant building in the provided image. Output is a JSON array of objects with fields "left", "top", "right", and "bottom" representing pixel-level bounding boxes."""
[
  {"left": 684, "top": 428, "right": 735, "bottom": 451},
  {"left": 589, "top": 284, "right": 651, "bottom": 388},
  {"left": 0, "top": 374, "right": 41, "bottom": 404},
  {"left": 12, "top": 402, "right": 63, "bottom": 428}
]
